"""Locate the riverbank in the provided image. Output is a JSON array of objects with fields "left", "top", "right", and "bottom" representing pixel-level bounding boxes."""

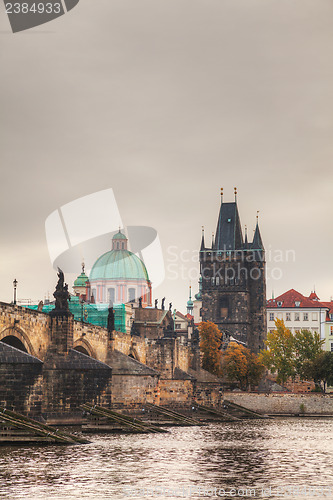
[{"left": 225, "top": 391, "right": 333, "bottom": 415}]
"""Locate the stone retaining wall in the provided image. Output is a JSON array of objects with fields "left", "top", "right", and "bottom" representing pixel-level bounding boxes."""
[{"left": 225, "top": 392, "right": 333, "bottom": 415}]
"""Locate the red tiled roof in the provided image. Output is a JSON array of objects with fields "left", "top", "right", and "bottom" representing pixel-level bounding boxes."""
[
  {"left": 185, "top": 313, "right": 194, "bottom": 320},
  {"left": 175, "top": 311, "right": 187, "bottom": 320},
  {"left": 309, "top": 291, "right": 320, "bottom": 301},
  {"left": 320, "top": 302, "right": 333, "bottom": 315},
  {"left": 267, "top": 289, "right": 329, "bottom": 309}
]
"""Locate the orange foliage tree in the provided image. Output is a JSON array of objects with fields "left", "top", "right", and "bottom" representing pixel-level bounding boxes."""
[
  {"left": 199, "top": 321, "right": 223, "bottom": 376},
  {"left": 222, "top": 342, "right": 265, "bottom": 390}
]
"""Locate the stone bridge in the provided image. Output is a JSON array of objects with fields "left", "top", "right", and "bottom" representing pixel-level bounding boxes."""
[{"left": 0, "top": 301, "right": 147, "bottom": 364}]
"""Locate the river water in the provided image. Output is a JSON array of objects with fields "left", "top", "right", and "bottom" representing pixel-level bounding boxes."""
[{"left": 0, "top": 418, "right": 332, "bottom": 500}]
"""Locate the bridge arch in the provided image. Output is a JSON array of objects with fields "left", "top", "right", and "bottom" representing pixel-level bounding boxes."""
[
  {"left": 0, "top": 326, "right": 37, "bottom": 357},
  {"left": 73, "top": 339, "right": 96, "bottom": 358}
]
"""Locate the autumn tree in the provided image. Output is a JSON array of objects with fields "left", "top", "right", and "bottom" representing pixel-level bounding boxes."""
[
  {"left": 199, "top": 321, "right": 222, "bottom": 376},
  {"left": 222, "top": 342, "right": 265, "bottom": 390},
  {"left": 293, "top": 329, "right": 324, "bottom": 380},
  {"left": 259, "top": 319, "right": 296, "bottom": 385}
]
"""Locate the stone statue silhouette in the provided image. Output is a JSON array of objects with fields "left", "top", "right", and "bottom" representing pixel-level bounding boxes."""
[
  {"left": 107, "top": 307, "right": 115, "bottom": 335},
  {"left": 139, "top": 297, "right": 142, "bottom": 308},
  {"left": 53, "top": 268, "right": 70, "bottom": 312},
  {"left": 161, "top": 297, "right": 165, "bottom": 310},
  {"left": 169, "top": 302, "right": 172, "bottom": 312},
  {"left": 155, "top": 299, "right": 158, "bottom": 309}
]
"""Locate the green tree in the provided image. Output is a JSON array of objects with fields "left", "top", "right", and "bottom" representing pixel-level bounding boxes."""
[
  {"left": 199, "top": 321, "right": 222, "bottom": 376},
  {"left": 222, "top": 342, "right": 265, "bottom": 390},
  {"left": 306, "top": 351, "right": 333, "bottom": 393},
  {"left": 294, "top": 329, "right": 324, "bottom": 380},
  {"left": 259, "top": 319, "right": 296, "bottom": 385}
]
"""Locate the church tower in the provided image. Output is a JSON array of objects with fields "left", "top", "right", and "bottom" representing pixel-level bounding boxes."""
[{"left": 199, "top": 189, "right": 266, "bottom": 353}]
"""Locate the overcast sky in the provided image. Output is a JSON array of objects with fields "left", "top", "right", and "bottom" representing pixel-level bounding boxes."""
[{"left": 1, "top": 0, "right": 333, "bottom": 311}]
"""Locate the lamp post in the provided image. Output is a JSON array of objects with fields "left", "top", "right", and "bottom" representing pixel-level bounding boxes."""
[{"left": 13, "top": 279, "right": 18, "bottom": 305}]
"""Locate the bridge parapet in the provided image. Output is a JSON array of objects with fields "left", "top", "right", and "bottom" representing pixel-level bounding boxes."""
[{"left": 0, "top": 302, "right": 51, "bottom": 360}]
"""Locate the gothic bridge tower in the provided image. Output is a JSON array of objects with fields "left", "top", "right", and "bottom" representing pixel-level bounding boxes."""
[{"left": 199, "top": 189, "right": 266, "bottom": 353}]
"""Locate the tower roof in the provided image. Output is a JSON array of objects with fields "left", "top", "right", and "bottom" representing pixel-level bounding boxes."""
[
  {"left": 215, "top": 202, "right": 243, "bottom": 251},
  {"left": 251, "top": 222, "right": 264, "bottom": 250}
]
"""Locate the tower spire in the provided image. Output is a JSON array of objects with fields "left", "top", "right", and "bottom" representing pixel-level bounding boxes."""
[
  {"left": 251, "top": 212, "right": 264, "bottom": 250},
  {"left": 187, "top": 284, "right": 194, "bottom": 315},
  {"left": 200, "top": 226, "right": 205, "bottom": 251}
]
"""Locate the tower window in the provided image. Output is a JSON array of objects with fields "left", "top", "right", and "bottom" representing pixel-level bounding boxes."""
[{"left": 219, "top": 298, "right": 229, "bottom": 319}]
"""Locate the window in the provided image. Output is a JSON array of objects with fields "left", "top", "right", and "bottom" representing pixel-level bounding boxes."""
[
  {"left": 303, "top": 313, "right": 309, "bottom": 321},
  {"left": 286, "top": 312, "right": 291, "bottom": 321},
  {"left": 312, "top": 312, "right": 318, "bottom": 321},
  {"left": 128, "top": 288, "right": 136, "bottom": 303},
  {"left": 277, "top": 301, "right": 283, "bottom": 307},
  {"left": 216, "top": 277, "right": 220, "bottom": 286},
  {"left": 108, "top": 288, "right": 115, "bottom": 305},
  {"left": 269, "top": 312, "right": 274, "bottom": 322},
  {"left": 295, "top": 313, "right": 300, "bottom": 321},
  {"left": 295, "top": 301, "right": 300, "bottom": 307},
  {"left": 331, "top": 343, "right": 333, "bottom": 353},
  {"left": 211, "top": 277, "right": 215, "bottom": 285},
  {"left": 175, "top": 323, "right": 181, "bottom": 330},
  {"left": 220, "top": 298, "right": 228, "bottom": 319}
]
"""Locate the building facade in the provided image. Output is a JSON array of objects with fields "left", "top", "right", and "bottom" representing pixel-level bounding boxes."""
[
  {"left": 200, "top": 193, "right": 266, "bottom": 353},
  {"left": 267, "top": 289, "right": 329, "bottom": 340}
]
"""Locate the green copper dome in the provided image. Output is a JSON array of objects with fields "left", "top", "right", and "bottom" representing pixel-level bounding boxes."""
[
  {"left": 112, "top": 230, "right": 127, "bottom": 240},
  {"left": 74, "top": 271, "right": 89, "bottom": 287},
  {"left": 89, "top": 249, "right": 149, "bottom": 281}
]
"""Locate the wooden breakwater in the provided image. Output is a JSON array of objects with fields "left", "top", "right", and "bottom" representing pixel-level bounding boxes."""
[{"left": 0, "top": 407, "right": 89, "bottom": 445}]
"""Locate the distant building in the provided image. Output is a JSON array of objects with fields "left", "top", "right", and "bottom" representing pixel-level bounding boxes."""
[
  {"left": 317, "top": 299, "right": 333, "bottom": 352},
  {"left": 86, "top": 230, "right": 152, "bottom": 307},
  {"left": 199, "top": 190, "right": 266, "bottom": 353},
  {"left": 267, "top": 289, "right": 329, "bottom": 340},
  {"left": 192, "top": 277, "right": 202, "bottom": 325}
]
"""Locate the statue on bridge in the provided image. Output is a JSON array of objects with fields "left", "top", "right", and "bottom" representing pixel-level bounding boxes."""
[
  {"left": 107, "top": 307, "right": 115, "bottom": 335},
  {"left": 52, "top": 268, "right": 71, "bottom": 314}
]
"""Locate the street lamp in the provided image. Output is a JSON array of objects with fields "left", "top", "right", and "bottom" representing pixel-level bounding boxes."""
[{"left": 13, "top": 279, "right": 18, "bottom": 305}]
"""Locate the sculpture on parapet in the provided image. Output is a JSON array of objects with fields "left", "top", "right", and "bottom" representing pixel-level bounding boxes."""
[
  {"left": 169, "top": 302, "right": 172, "bottom": 312},
  {"left": 161, "top": 297, "right": 165, "bottom": 310},
  {"left": 52, "top": 268, "right": 71, "bottom": 314},
  {"left": 107, "top": 306, "right": 115, "bottom": 335},
  {"left": 155, "top": 299, "right": 158, "bottom": 309},
  {"left": 139, "top": 297, "right": 142, "bottom": 308}
]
